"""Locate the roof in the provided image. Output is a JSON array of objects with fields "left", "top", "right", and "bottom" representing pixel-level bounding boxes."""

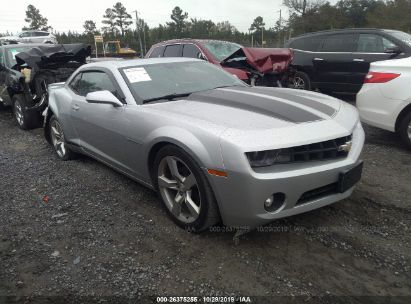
[
  {"left": 154, "top": 38, "right": 242, "bottom": 46},
  {"left": 83, "top": 57, "right": 202, "bottom": 69},
  {"left": 290, "top": 28, "right": 392, "bottom": 39}
]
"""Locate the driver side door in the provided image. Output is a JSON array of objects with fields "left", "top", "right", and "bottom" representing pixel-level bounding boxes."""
[{"left": 69, "top": 70, "right": 132, "bottom": 171}]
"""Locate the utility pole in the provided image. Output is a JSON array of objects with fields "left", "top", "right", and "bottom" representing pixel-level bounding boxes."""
[
  {"left": 132, "top": 10, "right": 144, "bottom": 57},
  {"left": 261, "top": 27, "right": 264, "bottom": 47},
  {"left": 141, "top": 19, "right": 147, "bottom": 54},
  {"left": 277, "top": 9, "right": 282, "bottom": 47}
]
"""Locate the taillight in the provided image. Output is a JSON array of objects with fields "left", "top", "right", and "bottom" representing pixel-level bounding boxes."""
[{"left": 364, "top": 71, "right": 400, "bottom": 83}]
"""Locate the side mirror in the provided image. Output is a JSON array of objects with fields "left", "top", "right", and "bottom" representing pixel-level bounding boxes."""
[
  {"left": 384, "top": 46, "right": 401, "bottom": 54},
  {"left": 86, "top": 90, "right": 123, "bottom": 107}
]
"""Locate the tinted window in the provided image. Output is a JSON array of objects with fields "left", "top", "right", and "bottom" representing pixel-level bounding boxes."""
[
  {"left": 76, "top": 71, "right": 117, "bottom": 97},
  {"left": 149, "top": 46, "right": 164, "bottom": 58},
  {"left": 357, "top": 34, "right": 397, "bottom": 53},
  {"left": 289, "top": 36, "right": 322, "bottom": 51},
  {"left": 163, "top": 44, "right": 182, "bottom": 57},
  {"left": 321, "top": 34, "right": 355, "bottom": 52},
  {"left": 34, "top": 31, "right": 48, "bottom": 37},
  {"left": 183, "top": 44, "right": 201, "bottom": 58}
]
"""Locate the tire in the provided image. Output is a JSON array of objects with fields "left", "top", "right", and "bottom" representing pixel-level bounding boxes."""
[
  {"left": 12, "top": 95, "right": 42, "bottom": 130},
  {"left": 398, "top": 111, "right": 411, "bottom": 149},
  {"left": 49, "top": 115, "right": 77, "bottom": 160},
  {"left": 289, "top": 71, "right": 311, "bottom": 90},
  {"left": 153, "top": 145, "right": 220, "bottom": 232}
]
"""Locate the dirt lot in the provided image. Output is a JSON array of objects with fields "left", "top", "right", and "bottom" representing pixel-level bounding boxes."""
[{"left": 0, "top": 105, "right": 410, "bottom": 303}]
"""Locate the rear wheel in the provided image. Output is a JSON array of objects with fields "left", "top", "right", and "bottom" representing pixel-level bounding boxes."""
[
  {"left": 154, "top": 145, "right": 220, "bottom": 232},
  {"left": 289, "top": 71, "right": 311, "bottom": 90},
  {"left": 398, "top": 111, "right": 411, "bottom": 149},
  {"left": 49, "top": 115, "right": 77, "bottom": 160},
  {"left": 12, "top": 95, "right": 41, "bottom": 130}
]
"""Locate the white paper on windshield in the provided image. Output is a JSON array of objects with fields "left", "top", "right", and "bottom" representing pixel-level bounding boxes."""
[{"left": 124, "top": 67, "right": 152, "bottom": 83}]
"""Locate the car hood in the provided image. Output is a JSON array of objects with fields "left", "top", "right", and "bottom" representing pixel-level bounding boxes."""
[
  {"left": 147, "top": 86, "right": 358, "bottom": 150},
  {"left": 221, "top": 48, "right": 293, "bottom": 74}
]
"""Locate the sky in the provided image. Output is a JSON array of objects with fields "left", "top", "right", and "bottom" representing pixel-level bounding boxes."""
[{"left": 0, "top": 0, "right": 290, "bottom": 34}]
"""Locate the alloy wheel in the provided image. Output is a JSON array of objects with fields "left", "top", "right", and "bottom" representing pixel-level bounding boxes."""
[
  {"left": 292, "top": 76, "right": 306, "bottom": 90},
  {"left": 50, "top": 119, "right": 66, "bottom": 158},
  {"left": 157, "top": 156, "right": 201, "bottom": 223}
]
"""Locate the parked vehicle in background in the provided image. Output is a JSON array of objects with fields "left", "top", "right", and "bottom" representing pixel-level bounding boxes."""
[
  {"left": 146, "top": 39, "right": 293, "bottom": 87},
  {"left": 285, "top": 29, "right": 411, "bottom": 94},
  {"left": 44, "top": 57, "right": 364, "bottom": 232},
  {"left": 0, "top": 31, "right": 57, "bottom": 44},
  {"left": 0, "top": 43, "right": 90, "bottom": 129},
  {"left": 357, "top": 57, "right": 411, "bottom": 148}
]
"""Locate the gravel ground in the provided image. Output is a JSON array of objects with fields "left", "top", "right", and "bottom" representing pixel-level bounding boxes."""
[{"left": 0, "top": 105, "right": 410, "bottom": 303}]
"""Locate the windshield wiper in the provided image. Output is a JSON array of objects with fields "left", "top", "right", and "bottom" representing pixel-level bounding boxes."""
[{"left": 143, "top": 92, "right": 193, "bottom": 104}]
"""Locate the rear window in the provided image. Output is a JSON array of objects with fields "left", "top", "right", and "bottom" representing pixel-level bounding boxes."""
[
  {"left": 321, "top": 34, "right": 355, "bottom": 52},
  {"left": 163, "top": 44, "right": 182, "bottom": 57},
  {"left": 149, "top": 46, "right": 164, "bottom": 58}
]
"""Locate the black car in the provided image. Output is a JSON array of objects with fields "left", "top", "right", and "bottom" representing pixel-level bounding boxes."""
[
  {"left": 0, "top": 43, "right": 90, "bottom": 129},
  {"left": 285, "top": 28, "right": 411, "bottom": 94}
]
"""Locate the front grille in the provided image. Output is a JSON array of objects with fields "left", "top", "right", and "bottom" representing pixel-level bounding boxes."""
[
  {"left": 290, "top": 135, "right": 352, "bottom": 163},
  {"left": 296, "top": 183, "right": 338, "bottom": 206}
]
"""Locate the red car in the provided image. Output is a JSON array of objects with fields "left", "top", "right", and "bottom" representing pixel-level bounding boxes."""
[{"left": 146, "top": 39, "right": 293, "bottom": 87}]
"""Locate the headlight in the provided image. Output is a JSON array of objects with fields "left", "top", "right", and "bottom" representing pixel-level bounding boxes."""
[{"left": 246, "top": 149, "right": 292, "bottom": 167}]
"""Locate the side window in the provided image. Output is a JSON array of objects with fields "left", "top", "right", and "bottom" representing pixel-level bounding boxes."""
[
  {"left": 183, "top": 44, "right": 202, "bottom": 58},
  {"left": 357, "top": 34, "right": 398, "bottom": 53},
  {"left": 34, "top": 31, "right": 47, "bottom": 37},
  {"left": 149, "top": 46, "right": 165, "bottom": 58},
  {"left": 321, "top": 34, "right": 355, "bottom": 52},
  {"left": 0, "top": 50, "right": 4, "bottom": 65},
  {"left": 76, "top": 71, "right": 117, "bottom": 97},
  {"left": 19, "top": 32, "right": 30, "bottom": 38},
  {"left": 69, "top": 73, "right": 82, "bottom": 93},
  {"left": 163, "top": 44, "right": 182, "bottom": 57},
  {"left": 290, "top": 37, "right": 322, "bottom": 51}
]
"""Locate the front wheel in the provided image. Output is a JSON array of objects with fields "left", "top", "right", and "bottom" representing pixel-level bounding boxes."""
[
  {"left": 289, "top": 71, "right": 311, "bottom": 90},
  {"left": 12, "top": 95, "right": 41, "bottom": 130},
  {"left": 154, "top": 145, "right": 220, "bottom": 232},
  {"left": 49, "top": 115, "right": 77, "bottom": 160},
  {"left": 398, "top": 111, "right": 411, "bottom": 149}
]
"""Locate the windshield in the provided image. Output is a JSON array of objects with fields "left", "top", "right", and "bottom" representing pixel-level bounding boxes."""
[
  {"left": 202, "top": 41, "right": 242, "bottom": 62},
  {"left": 390, "top": 31, "right": 411, "bottom": 47},
  {"left": 5, "top": 46, "right": 32, "bottom": 67},
  {"left": 121, "top": 61, "right": 245, "bottom": 102}
]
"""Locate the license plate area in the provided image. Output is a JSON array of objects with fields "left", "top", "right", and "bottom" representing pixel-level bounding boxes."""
[{"left": 338, "top": 160, "right": 363, "bottom": 193}]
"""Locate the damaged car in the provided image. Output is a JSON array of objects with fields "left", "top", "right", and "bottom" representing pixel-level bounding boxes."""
[
  {"left": 45, "top": 58, "right": 364, "bottom": 232},
  {"left": 145, "top": 39, "right": 293, "bottom": 87},
  {"left": 0, "top": 43, "right": 91, "bottom": 129}
]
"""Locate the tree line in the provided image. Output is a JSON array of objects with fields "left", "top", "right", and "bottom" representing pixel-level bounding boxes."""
[{"left": 1, "top": 1, "right": 410, "bottom": 57}]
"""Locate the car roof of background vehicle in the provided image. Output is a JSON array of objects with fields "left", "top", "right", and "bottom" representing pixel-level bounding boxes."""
[
  {"left": 289, "top": 28, "right": 395, "bottom": 39},
  {"left": 81, "top": 57, "right": 202, "bottom": 69},
  {"left": 152, "top": 38, "right": 243, "bottom": 46}
]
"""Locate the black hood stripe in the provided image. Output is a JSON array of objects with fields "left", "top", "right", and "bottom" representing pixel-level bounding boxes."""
[
  {"left": 188, "top": 88, "right": 323, "bottom": 123},
  {"left": 243, "top": 87, "right": 337, "bottom": 117}
]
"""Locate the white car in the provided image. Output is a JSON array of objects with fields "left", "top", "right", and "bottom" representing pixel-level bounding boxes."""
[
  {"left": 0, "top": 31, "right": 57, "bottom": 44},
  {"left": 357, "top": 57, "right": 411, "bottom": 148}
]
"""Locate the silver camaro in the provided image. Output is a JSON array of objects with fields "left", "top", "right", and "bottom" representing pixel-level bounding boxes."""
[{"left": 44, "top": 58, "right": 365, "bottom": 232}]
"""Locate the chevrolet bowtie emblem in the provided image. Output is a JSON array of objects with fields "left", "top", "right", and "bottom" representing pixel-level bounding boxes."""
[{"left": 338, "top": 141, "right": 352, "bottom": 153}]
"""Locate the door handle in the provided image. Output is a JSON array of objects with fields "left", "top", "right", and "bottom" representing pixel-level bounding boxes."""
[
  {"left": 313, "top": 57, "right": 324, "bottom": 61},
  {"left": 353, "top": 58, "right": 365, "bottom": 62},
  {"left": 72, "top": 104, "right": 80, "bottom": 111}
]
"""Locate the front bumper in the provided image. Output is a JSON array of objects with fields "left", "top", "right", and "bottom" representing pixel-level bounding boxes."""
[{"left": 208, "top": 122, "right": 365, "bottom": 228}]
